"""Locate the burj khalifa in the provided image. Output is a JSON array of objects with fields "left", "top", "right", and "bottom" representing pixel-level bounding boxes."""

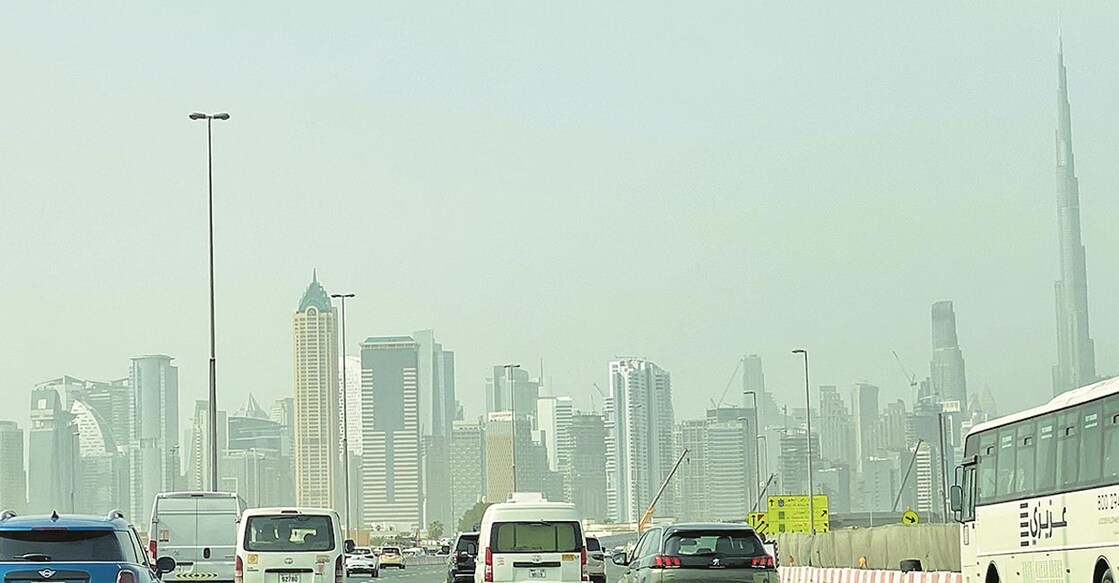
[{"left": 1052, "top": 33, "right": 1096, "bottom": 395}]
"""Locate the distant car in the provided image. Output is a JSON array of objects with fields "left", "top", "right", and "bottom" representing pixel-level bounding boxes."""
[
  {"left": 585, "top": 536, "right": 606, "bottom": 583},
  {"left": 0, "top": 510, "right": 177, "bottom": 583},
  {"left": 612, "top": 523, "right": 776, "bottom": 583},
  {"left": 379, "top": 546, "right": 405, "bottom": 569},
  {"left": 346, "top": 547, "right": 380, "bottom": 578},
  {"left": 446, "top": 533, "right": 479, "bottom": 583}
]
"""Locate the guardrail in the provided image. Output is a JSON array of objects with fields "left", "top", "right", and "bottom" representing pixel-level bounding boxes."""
[
  {"left": 780, "top": 567, "right": 962, "bottom": 583},
  {"left": 403, "top": 555, "right": 447, "bottom": 566}
]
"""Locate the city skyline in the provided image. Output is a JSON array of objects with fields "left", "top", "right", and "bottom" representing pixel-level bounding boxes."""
[{"left": 4, "top": 5, "right": 1119, "bottom": 436}]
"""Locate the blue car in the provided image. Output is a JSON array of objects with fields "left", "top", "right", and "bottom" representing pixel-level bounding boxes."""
[{"left": 0, "top": 510, "right": 177, "bottom": 583}]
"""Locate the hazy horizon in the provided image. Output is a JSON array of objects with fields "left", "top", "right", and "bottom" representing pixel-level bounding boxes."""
[{"left": 3, "top": 2, "right": 1119, "bottom": 430}]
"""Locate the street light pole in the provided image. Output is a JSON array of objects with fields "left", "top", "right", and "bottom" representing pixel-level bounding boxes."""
[
  {"left": 792, "top": 348, "right": 815, "bottom": 535},
  {"left": 189, "top": 111, "right": 230, "bottom": 492},
  {"left": 331, "top": 292, "right": 356, "bottom": 537},
  {"left": 503, "top": 364, "right": 521, "bottom": 494}
]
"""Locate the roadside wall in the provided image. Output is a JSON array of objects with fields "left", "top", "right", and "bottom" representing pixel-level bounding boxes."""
[
  {"left": 774, "top": 524, "right": 960, "bottom": 571},
  {"left": 779, "top": 567, "right": 962, "bottom": 583}
]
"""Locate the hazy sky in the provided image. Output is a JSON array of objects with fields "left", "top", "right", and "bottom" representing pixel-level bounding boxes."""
[{"left": 2, "top": 2, "right": 1118, "bottom": 430}]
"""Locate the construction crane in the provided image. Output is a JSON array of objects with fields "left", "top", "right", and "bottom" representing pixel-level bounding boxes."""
[
  {"left": 892, "top": 350, "right": 918, "bottom": 391},
  {"left": 637, "top": 448, "right": 688, "bottom": 532},
  {"left": 591, "top": 383, "right": 606, "bottom": 413}
]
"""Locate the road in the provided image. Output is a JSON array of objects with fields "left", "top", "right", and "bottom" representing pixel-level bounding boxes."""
[{"left": 352, "top": 560, "right": 627, "bottom": 583}]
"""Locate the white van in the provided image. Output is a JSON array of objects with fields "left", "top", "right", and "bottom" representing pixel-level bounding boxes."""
[
  {"left": 476, "top": 493, "right": 586, "bottom": 583},
  {"left": 236, "top": 508, "right": 347, "bottom": 583},
  {"left": 150, "top": 491, "right": 248, "bottom": 583}
]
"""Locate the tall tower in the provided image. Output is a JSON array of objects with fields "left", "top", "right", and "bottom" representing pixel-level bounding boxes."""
[
  {"left": 293, "top": 272, "right": 340, "bottom": 508},
  {"left": 1052, "top": 33, "right": 1096, "bottom": 395},
  {"left": 930, "top": 301, "right": 968, "bottom": 407},
  {"left": 129, "top": 355, "right": 179, "bottom": 520}
]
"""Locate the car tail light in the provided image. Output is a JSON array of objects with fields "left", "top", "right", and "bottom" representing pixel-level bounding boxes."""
[
  {"left": 116, "top": 571, "right": 137, "bottom": 583},
  {"left": 750, "top": 555, "right": 775, "bottom": 568},
  {"left": 335, "top": 555, "right": 344, "bottom": 583},
  {"left": 148, "top": 540, "right": 157, "bottom": 560},
  {"left": 484, "top": 548, "right": 493, "bottom": 583},
  {"left": 581, "top": 548, "right": 588, "bottom": 581},
  {"left": 235, "top": 555, "right": 244, "bottom": 583},
  {"left": 652, "top": 556, "right": 681, "bottom": 568}
]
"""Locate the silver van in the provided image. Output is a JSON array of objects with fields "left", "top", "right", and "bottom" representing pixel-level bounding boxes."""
[{"left": 149, "top": 491, "right": 248, "bottom": 583}]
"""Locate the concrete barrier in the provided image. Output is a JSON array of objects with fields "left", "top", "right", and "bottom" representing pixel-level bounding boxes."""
[
  {"left": 774, "top": 524, "right": 960, "bottom": 571},
  {"left": 403, "top": 555, "right": 446, "bottom": 566},
  {"left": 779, "top": 567, "right": 962, "bottom": 583}
]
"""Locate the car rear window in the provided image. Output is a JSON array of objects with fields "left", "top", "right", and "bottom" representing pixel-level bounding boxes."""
[
  {"left": 455, "top": 536, "right": 479, "bottom": 555},
  {"left": 382, "top": 547, "right": 401, "bottom": 554},
  {"left": 0, "top": 530, "right": 129, "bottom": 561},
  {"left": 665, "top": 530, "right": 765, "bottom": 558},
  {"left": 244, "top": 515, "right": 335, "bottom": 552},
  {"left": 492, "top": 522, "right": 581, "bottom": 553},
  {"left": 585, "top": 538, "right": 600, "bottom": 552}
]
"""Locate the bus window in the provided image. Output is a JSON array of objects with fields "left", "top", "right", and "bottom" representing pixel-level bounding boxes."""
[
  {"left": 1015, "top": 421, "right": 1036, "bottom": 495},
  {"left": 1057, "top": 411, "right": 1080, "bottom": 488},
  {"left": 1103, "top": 401, "right": 1119, "bottom": 481},
  {"left": 1079, "top": 402, "right": 1103, "bottom": 486},
  {"left": 995, "top": 428, "right": 1016, "bottom": 500},
  {"left": 1035, "top": 416, "right": 1056, "bottom": 493},
  {"left": 976, "top": 432, "right": 997, "bottom": 504}
]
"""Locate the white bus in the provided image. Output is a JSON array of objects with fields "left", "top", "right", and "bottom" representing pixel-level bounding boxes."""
[{"left": 952, "top": 376, "right": 1119, "bottom": 583}]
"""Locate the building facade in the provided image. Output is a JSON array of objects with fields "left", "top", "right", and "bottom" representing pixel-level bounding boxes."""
[
  {"left": 450, "top": 421, "right": 484, "bottom": 523},
  {"left": 0, "top": 422, "right": 27, "bottom": 513},
  {"left": 568, "top": 413, "right": 607, "bottom": 521},
  {"left": 930, "top": 301, "right": 968, "bottom": 409},
  {"left": 293, "top": 273, "right": 340, "bottom": 509}
]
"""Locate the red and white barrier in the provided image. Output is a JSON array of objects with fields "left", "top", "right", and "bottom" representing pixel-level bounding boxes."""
[{"left": 779, "top": 567, "right": 962, "bottom": 583}]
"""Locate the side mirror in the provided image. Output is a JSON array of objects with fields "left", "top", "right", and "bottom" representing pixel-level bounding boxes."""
[
  {"left": 611, "top": 552, "right": 629, "bottom": 566},
  {"left": 155, "top": 556, "right": 177, "bottom": 576},
  {"left": 344, "top": 539, "right": 356, "bottom": 554},
  {"left": 949, "top": 485, "right": 963, "bottom": 513}
]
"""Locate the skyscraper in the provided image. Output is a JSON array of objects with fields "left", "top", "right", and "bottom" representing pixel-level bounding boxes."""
[
  {"left": 71, "top": 399, "right": 128, "bottom": 513},
  {"left": 360, "top": 336, "right": 422, "bottom": 530},
  {"left": 535, "top": 396, "right": 574, "bottom": 479},
  {"left": 1052, "top": 34, "right": 1096, "bottom": 395},
  {"left": 293, "top": 272, "right": 340, "bottom": 509},
  {"left": 450, "top": 421, "right": 484, "bottom": 524},
  {"left": 129, "top": 355, "right": 179, "bottom": 521},
  {"left": 816, "top": 386, "right": 854, "bottom": 466},
  {"left": 930, "top": 301, "right": 968, "bottom": 408},
  {"left": 0, "top": 422, "right": 27, "bottom": 512},
  {"left": 484, "top": 411, "right": 514, "bottom": 503},
  {"left": 412, "top": 331, "right": 457, "bottom": 531},
  {"left": 568, "top": 413, "right": 607, "bottom": 521},
  {"left": 28, "top": 386, "right": 79, "bottom": 513},
  {"left": 851, "top": 383, "right": 879, "bottom": 472},
  {"left": 604, "top": 359, "right": 676, "bottom": 523}
]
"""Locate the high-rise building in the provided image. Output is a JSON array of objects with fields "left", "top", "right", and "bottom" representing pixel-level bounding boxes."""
[
  {"left": 930, "top": 301, "right": 968, "bottom": 409},
  {"left": 450, "top": 421, "right": 484, "bottom": 524},
  {"left": 0, "top": 422, "right": 27, "bottom": 512},
  {"left": 1052, "top": 34, "right": 1096, "bottom": 395},
  {"left": 293, "top": 273, "right": 340, "bottom": 509},
  {"left": 186, "top": 401, "right": 227, "bottom": 491},
  {"left": 856, "top": 456, "right": 897, "bottom": 513},
  {"left": 675, "top": 409, "right": 755, "bottom": 521},
  {"left": 816, "top": 386, "right": 854, "bottom": 466},
  {"left": 851, "top": 383, "right": 879, "bottom": 472},
  {"left": 743, "top": 355, "right": 780, "bottom": 421},
  {"left": 412, "top": 331, "right": 457, "bottom": 531},
  {"left": 568, "top": 413, "right": 607, "bottom": 521},
  {"left": 340, "top": 355, "right": 363, "bottom": 457},
  {"left": 360, "top": 336, "right": 422, "bottom": 531},
  {"left": 28, "top": 386, "right": 79, "bottom": 513},
  {"left": 536, "top": 396, "right": 574, "bottom": 500},
  {"left": 129, "top": 355, "right": 179, "bottom": 521},
  {"left": 484, "top": 412, "right": 514, "bottom": 503},
  {"left": 674, "top": 419, "right": 708, "bottom": 522},
  {"left": 605, "top": 359, "right": 676, "bottom": 523},
  {"left": 778, "top": 426, "right": 821, "bottom": 495},
  {"left": 81, "top": 378, "right": 132, "bottom": 452},
  {"left": 486, "top": 367, "right": 539, "bottom": 419},
  {"left": 71, "top": 399, "right": 129, "bottom": 514},
  {"left": 271, "top": 397, "right": 296, "bottom": 459}
]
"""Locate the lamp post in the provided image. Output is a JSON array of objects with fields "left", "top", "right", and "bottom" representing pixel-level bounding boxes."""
[
  {"left": 331, "top": 292, "right": 355, "bottom": 537},
  {"left": 792, "top": 348, "right": 815, "bottom": 535},
  {"left": 189, "top": 111, "right": 230, "bottom": 491},
  {"left": 502, "top": 364, "right": 521, "bottom": 493}
]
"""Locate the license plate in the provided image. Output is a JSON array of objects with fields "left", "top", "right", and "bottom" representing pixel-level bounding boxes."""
[
  {"left": 280, "top": 574, "right": 300, "bottom": 583},
  {"left": 529, "top": 569, "right": 547, "bottom": 579}
]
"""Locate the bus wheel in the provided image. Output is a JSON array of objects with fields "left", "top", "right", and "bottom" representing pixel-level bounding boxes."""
[
  {"left": 986, "top": 564, "right": 999, "bottom": 583},
  {"left": 1095, "top": 560, "right": 1112, "bottom": 583}
]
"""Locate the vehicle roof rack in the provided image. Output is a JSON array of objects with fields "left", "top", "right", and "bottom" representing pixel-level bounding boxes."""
[
  {"left": 0, "top": 510, "right": 16, "bottom": 521},
  {"left": 107, "top": 509, "right": 126, "bottom": 521}
]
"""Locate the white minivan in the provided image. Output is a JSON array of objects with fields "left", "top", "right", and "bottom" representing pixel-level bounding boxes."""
[
  {"left": 236, "top": 508, "right": 348, "bottom": 583},
  {"left": 150, "top": 491, "right": 248, "bottom": 583},
  {"left": 476, "top": 493, "right": 587, "bottom": 583}
]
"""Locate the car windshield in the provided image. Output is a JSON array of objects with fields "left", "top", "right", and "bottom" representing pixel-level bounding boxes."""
[
  {"left": 492, "top": 522, "right": 581, "bottom": 553},
  {"left": 0, "top": 530, "right": 127, "bottom": 561},
  {"left": 666, "top": 531, "right": 765, "bottom": 557},
  {"left": 244, "top": 515, "right": 335, "bottom": 552}
]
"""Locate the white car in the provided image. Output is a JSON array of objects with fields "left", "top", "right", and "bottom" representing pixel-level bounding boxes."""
[
  {"left": 236, "top": 508, "right": 347, "bottom": 583},
  {"left": 584, "top": 536, "right": 605, "bottom": 583},
  {"left": 346, "top": 548, "right": 380, "bottom": 578},
  {"left": 476, "top": 492, "right": 587, "bottom": 583}
]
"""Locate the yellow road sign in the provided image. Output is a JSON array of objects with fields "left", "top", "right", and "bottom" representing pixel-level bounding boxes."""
[
  {"left": 902, "top": 509, "right": 919, "bottom": 525},
  {"left": 767, "top": 495, "right": 830, "bottom": 534},
  {"left": 747, "top": 512, "right": 770, "bottom": 535}
]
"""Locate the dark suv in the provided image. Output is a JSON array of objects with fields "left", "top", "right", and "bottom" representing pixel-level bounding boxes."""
[
  {"left": 611, "top": 523, "right": 775, "bottom": 583},
  {"left": 445, "top": 533, "right": 479, "bottom": 583},
  {"left": 0, "top": 511, "right": 177, "bottom": 583}
]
